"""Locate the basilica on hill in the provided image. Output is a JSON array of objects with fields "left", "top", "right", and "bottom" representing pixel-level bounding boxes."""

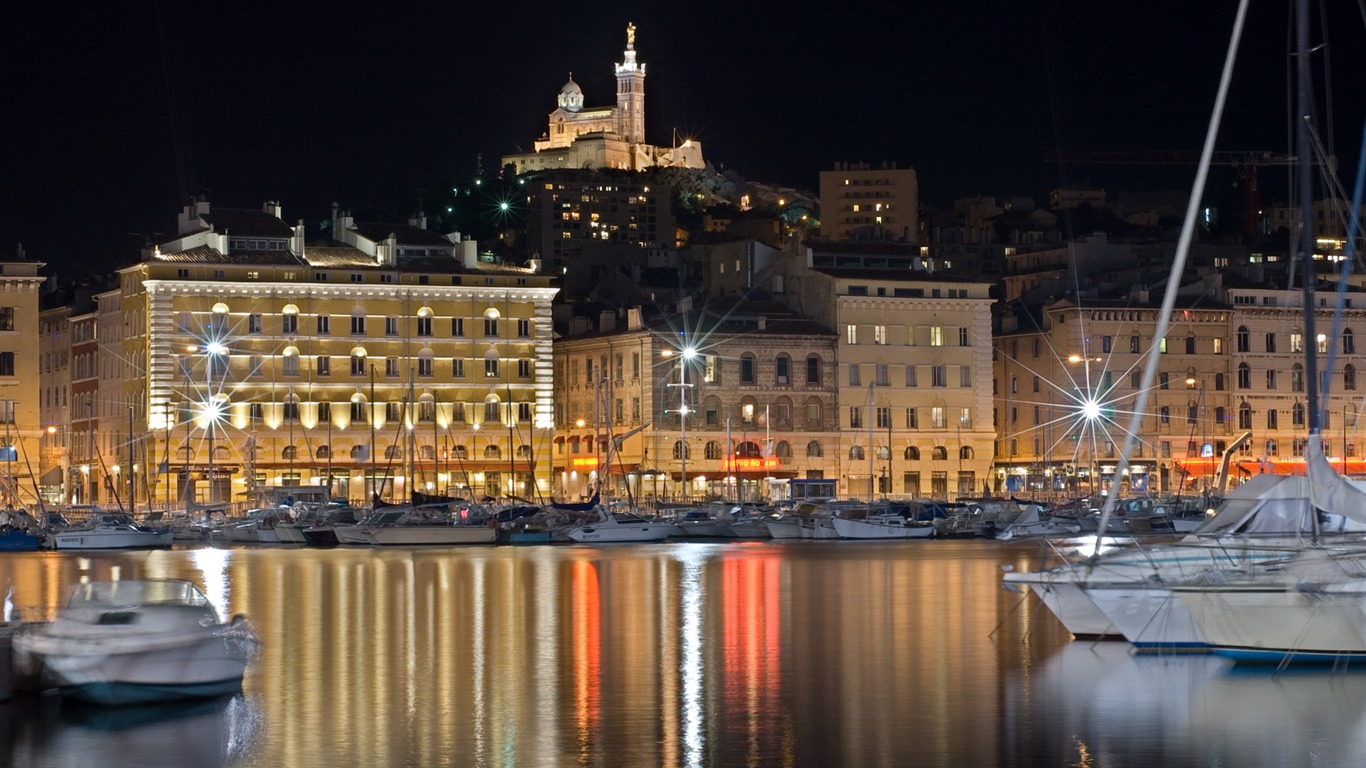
[{"left": 501, "top": 24, "right": 706, "bottom": 174}]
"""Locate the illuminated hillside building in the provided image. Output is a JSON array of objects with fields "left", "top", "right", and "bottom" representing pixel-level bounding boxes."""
[{"left": 502, "top": 24, "right": 705, "bottom": 174}]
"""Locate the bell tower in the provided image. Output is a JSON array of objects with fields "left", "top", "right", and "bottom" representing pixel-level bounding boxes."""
[{"left": 613, "top": 22, "right": 646, "bottom": 145}]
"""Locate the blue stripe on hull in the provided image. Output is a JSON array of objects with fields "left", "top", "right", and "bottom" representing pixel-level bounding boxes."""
[
  {"left": 1211, "top": 647, "right": 1366, "bottom": 665},
  {"left": 65, "top": 678, "right": 244, "bottom": 705},
  {"left": 1132, "top": 642, "right": 1210, "bottom": 653}
]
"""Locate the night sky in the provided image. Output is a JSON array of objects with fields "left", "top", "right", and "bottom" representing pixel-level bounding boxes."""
[{"left": 4, "top": 1, "right": 1362, "bottom": 271}]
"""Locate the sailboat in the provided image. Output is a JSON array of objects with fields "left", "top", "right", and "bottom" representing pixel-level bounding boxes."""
[
  {"left": 561, "top": 380, "right": 673, "bottom": 543},
  {"left": 829, "top": 385, "right": 935, "bottom": 540},
  {"left": 1004, "top": 0, "right": 1366, "bottom": 647}
]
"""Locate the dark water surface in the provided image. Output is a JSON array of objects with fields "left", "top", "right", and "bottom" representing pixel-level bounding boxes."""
[{"left": 2, "top": 540, "right": 1365, "bottom": 767}]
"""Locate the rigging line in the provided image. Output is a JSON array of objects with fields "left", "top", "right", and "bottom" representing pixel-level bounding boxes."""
[{"left": 1092, "top": 0, "right": 1252, "bottom": 558}]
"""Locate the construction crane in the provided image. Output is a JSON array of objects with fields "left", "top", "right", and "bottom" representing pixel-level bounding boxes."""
[{"left": 1045, "top": 150, "right": 1298, "bottom": 236}]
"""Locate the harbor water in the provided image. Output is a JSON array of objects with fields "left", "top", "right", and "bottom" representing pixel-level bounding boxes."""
[{"left": 3, "top": 539, "right": 1366, "bottom": 767}]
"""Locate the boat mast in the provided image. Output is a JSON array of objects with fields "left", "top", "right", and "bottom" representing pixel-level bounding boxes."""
[
  {"left": 866, "top": 383, "right": 874, "bottom": 504},
  {"left": 1296, "top": 0, "right": 1319, "bottom": 434},
  {"left": 128, "top": 407, "right": 135, "bottom": 517}
]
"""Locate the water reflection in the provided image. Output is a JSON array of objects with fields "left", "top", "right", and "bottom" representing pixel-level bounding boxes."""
[
  {"left": 1009, "top": 642, "right": 1366, "bottom": 766},
  {"left": 0, "top": 542, "right": 1080, "bottom": 767},
  {"left": 2, "top": 693, "right": 261, "bottom": 768}
]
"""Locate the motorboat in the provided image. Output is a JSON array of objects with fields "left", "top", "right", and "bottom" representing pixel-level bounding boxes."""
[
  {"left": 993, "top": 503, "right": 1082, "bottom": 540},
  {"left": 52, "top": 512, "right": 174, "bottom": 551},
  {"left": 0, "top": 508, "right": 42, "bottom": 551},
  {"left": 831, "top": 511, "right": 936, "bottom": 540},
  {"left": 564, "top": 506, "right": 675, "bottom": 543},
  {"left": 335, "top": 504, "right": 497, "bottom": 546},
  {"left": 301, "top": 507, "right": 362, "bottom": 548},
  {"left": 13, "top": 579, "right": 259, "bottom": 704}
]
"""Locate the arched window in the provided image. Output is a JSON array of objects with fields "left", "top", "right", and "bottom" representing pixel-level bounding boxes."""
[
  {"left": 775, "top": 354, "right": 791, "bottom": 385},
  {"left": 1291, "top": 363, "right": 1305, "bottom": 392},
  {"left": 452, "top": 445, "right": 469, "bottom": 460},
  {"left": 282, "top": 445, "right": 297, "bottom": 460},
  {"left": 516, "top": 444, "right": 531, "bottom": 458},
  {"left": 420, "top": 445, "right": 436, "bottom": 460},
  {"left": 805, "top": 355, "right": 821, "bottom": 384},
  {"left": 1237, "top": 362, "right": 1251, "bottom": 389},
  {"left": 1238, "top": 402, "right": 1252, "bottom": 429},
  {"left": 904, "top": 446, "right": 920, "bottom": 461},
  {"left": 1292, "top": 402, "right": 1306, "bottom": 427},
  {"left": 960, "top": 446, "right": 974, "bottom": 460},
  {"left": 805, "top": 397, "right": 823, "bottom": 428},
  {"left": 484, "top": 444, "right": 502, "bottom": 460},
  {"left": 672, "top": 441, "right": 689, "bottom": 460},
  {"left": 775, "top": 440, "right": 792, "bottom": 458},
  {"left": 739, "top": 352, "right": 756, "bottom": 384},
  {"left": 876, "top": 446, "right": 890, "bottom": 460},
  {"left": 385, "top": 445, "right": 401, "bottom": 459},
  {"left": 931, "top": 446, "right": 948, "bottom": 460},
  {"left": 1346, "top": 328, "right": 1357, "bottom": 355},
  {"left": 350, "top": 445, "right": 367, "bottom": 459},
  {"left": 1236, "top": 325, "right": 1250, "bottom": 352},
  {"left": 849, "top": 446, "right": 865, "bottom": 461},
  {"left": 316, "top": 445, "right": 331, "bottom": 459},
  {"left": 806, "top": 440, "right": 822, "bottom": 458},
  {"left": 736, "top": 441, "right": 762, "bottom": 457},
  {"left": 704, "top": 441, "right": 722, "bottom": 460}
]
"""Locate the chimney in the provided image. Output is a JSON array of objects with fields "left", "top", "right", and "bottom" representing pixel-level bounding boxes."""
[
  {"left": 264, "top": 201, "right": 282, "bottom": 219},
  {"left": 408, "top": 211, "right": 427, "bottom": 230},
  {"left": 599, "top": 310, "right": 617, "bottom": 332},
  {"left": 757, "top": 315, "right": 767, "bottom": 331},
  {"left": 292, "top": 220, "right": 306, "bottom": 258},
  {"left": 627, "top": 306, "right": 643, "bottom": 330}
]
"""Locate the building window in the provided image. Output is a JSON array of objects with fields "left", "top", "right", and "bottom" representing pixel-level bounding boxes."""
[
  {"left": 248, "top": 314, "right": 262, "bottom": 334},
  {"left": 283, "top": 355, "right": 299, "bottom": 377},
  {"left": 351, "top": 314, "right": 366, "bottom": 335},
  {"left": 518, "top": 359, "right": 531, "bottom": 378},
  {"left": 847, "top": 325, "right": 858, "bottom": 344},
  {"left": 1266, "top": 333, "right": 1277, "bottom": 353},
  {"left": 931, "top": 365, "right": 946, "bottom": 387},
  {"left": 418, "top": 357, "right": 433, "bottom": 377},
  {"left": 1238, "top": 363, "right": 1250, "bottom": 389},
  {"left": 1130, "top": 335, "right": 1141, "bottom": 353},
  {"left": 848, "top": 364, "right": 860, "bottom": 386},
  {"left": 806, "top": 356, "right": 820, "bottom": 384},
  {"left": 484, "top": 317, "right": 499, "bottom": 337},
  {"left": 876, "top": 364, "right": 889, "bottom": 386},
  {"left": 282, "top": 314, "right": 298, "bottom": 334},
  {"left": 517, "top": 319, "right": 531, "bottom": 338},
  {"left": 485, "top": 358, "right": 499, "bottom": 378},
  {"left": 385, "top": 317, "right": 399, "bottom": 336},
  {"left": 1346, "top": 329, "right": 1357, "bottom": 355},
  {"left": 351, "top": 355, "right": 366, "bottom": 376},
  {"left": 906, "top": 407, "right": 918, "bottom": 429},
  {"left": 317, "top": 315, "right": 330, "bottom": 335},
  {"left": 283, "top": 400, "right": 300, "bottom": 421},
  {"left": 876, "top": 406, "right": 891, "bottom": 429},
  {"left": 1239, "top": 402, "right": 1252, "bottom": 429},
  {"left": 416, "top": 317, "right": 432, "bottom": 336},
  {"left": 452, "top": 318, "right": 465, "bottom": 336},
  {"left": 453, "top": 358, "right": 465, "bottom": 378},
  {"left": 1291, "top": 363, "right": 1304, "bottom": 392},
  {"left": 385, "top": 358, "right": 399, "bottom": 377},
  {"left": 850, "top": 406, "right": 862, "bottom": 429},
  {"left": 0, "top": 352, "right": 13, "bottom": 376},
  {"left": 930, "top": 326, "right": 943, "bottom": 346},
  {"left": 740, "top": 354, "right": 755, "bottom": 383}
]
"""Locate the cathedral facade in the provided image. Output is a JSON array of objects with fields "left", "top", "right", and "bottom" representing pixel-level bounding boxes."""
[{"left": 502, "top": 24, "right": 705, "bottom": 174}]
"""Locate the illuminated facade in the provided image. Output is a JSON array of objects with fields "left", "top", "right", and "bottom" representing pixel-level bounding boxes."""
[
  {"left": 522, "top": 170, "right": 676, "bottom": 278},
  {"left": 818, "top": 162, "right": 920, "bottom": 243},
  {"left": 0, "top": 256, "right": 45, "bottom": 506},
  {"left": 552, "top": 303, "right": 838, "bottom": 502},
  {"left": 994, "top": 275, "right": 1366, "bottom": 497},
  {"left": 104, "top": 199, "right": 557, "bottom": 508},
  {"left": 38, "top": 303, "right": 72, "bottom": 504},
  {"left": 502, "top": 24, "right": 705, "bottom": 175}
]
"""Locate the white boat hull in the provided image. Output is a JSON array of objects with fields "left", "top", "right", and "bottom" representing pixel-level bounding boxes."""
[
  {"left": 831, "top": 517, "right": 935, "bottom": 539},
  {"left": 54, "top": 530, "right": 173, "bottom": 550},
  {"left": 567, "top": 522, "right": 674, "bottom": 543},
  {"left": 1085, "top": 586, "right": 1206, "bottom": 649},
  {"left": 1177, "top": 584, "right": 1366, "bottom": 662},
  {"left": 764, "top": 517, "right": 802, "bottom": 539}
]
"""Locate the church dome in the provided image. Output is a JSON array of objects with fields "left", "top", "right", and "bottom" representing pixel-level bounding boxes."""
[{"left": 556, "top": 74, "right": 584, "bottom": 113}]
